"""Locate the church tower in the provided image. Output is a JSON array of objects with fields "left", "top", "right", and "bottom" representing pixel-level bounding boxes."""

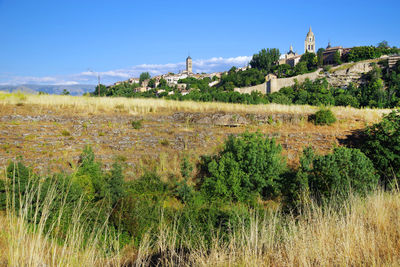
[
  {"left": 186, "top": 56, "right": 192, "bottom": 73},
  {"left": 304, "top": 26, "right": 315, "bottom": 53}
]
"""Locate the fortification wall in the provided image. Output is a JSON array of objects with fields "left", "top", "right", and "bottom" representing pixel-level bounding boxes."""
[
  {"left": 272, "top": 69, "right": 323, "bottom": 92},
  {"left": 234, "top": 83, "right": 266, "bottom": 94},
  {"left": 234, "top": 60, "right": 378, "bottom": 95}
]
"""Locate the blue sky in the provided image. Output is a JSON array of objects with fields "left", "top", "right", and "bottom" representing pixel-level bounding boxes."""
[{"left": 0, "top": 0, "right": 399, "bottom": 85}]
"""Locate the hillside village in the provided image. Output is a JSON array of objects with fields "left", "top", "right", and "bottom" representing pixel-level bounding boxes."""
[{"left": 109, "top": 27, "right": 400, "bottom": 98}]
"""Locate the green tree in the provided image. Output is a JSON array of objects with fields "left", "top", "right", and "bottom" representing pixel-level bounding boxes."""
[
  {"left": 249, "top": 48, "right": 280, "bottom": 72},
  {"left": 333, "top": 50, "right": 342, "bottom": 65},
  {"left": 148, "top": 78, "right": 156, "bottom": 88},
  {"left": 92, "top": 84, "right": 107, "bottom": 97},
  {"left": 294, "top": 61, "right": 308, "bottom": 75},
  {"left": 61, "top": 89, "right": 70, "bottom": 95},
  {"left": 139, "top": 72, "right": 151, "bottom": 85},
  {"left": 158, "top": 78, "right": 167, "bottom": 88},
  {"left": 377, "top": 40, "right": 389, "bottom": 49},
  {"left": 317, "top": 48, "right": 325, "bottom": 67},
  {"left": 300, "top": 52, "right": 317, "bottom": 71}
]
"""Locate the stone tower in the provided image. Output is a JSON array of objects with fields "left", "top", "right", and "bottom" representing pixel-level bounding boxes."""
[
  {"left": 186, "top": 56, "right": 192, "bottom": 73},
  {"left": 304, "top": 26, "right": 315, "bottom": 53}
]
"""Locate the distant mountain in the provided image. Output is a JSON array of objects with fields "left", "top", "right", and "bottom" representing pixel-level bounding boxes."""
[{"left": 0, "top": 84, "right": 96, "bottom": 96}]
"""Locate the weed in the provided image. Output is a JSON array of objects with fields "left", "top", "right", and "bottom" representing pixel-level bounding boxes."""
[
  {"left": 131, "top": 119, "right": 143, "bottom": 130},
  {"left": 159, "top": 139, "right": 170, "bottom": 147},
  {"left": 61, "top": 130, "right": 71, "bottom": 136}
]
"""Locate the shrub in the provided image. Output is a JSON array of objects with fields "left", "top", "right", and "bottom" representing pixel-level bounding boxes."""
[
  {"left": 159, "top": 139, "right": 170, "bottom": 146},
  {"left": 112, "top": 172, "right": 168, "bottom": 245},
  {"left": 323, "top": 65, "right": 332, "bottom": 72},
  {"left": 6, "top": 160, "right": 33, "bottom": 199},
  {"left": 61, "top": 130, "right": 71, "bottom": 136},
  {"left": 174, "top": 156, "right": 194, "bottom": 203},
  {"left": 0, "top": 179, "right": 6, "bottom": 209},
  {"left": 297, "top": 147, "right": 378, "bottom": 201},
  {"left": 334, "top": 94, "right": 360, "bottom": 108},
  {"left": 360, "top": 110, "right": 400, "bottom": 188},
  {"left": 313, "top": 108, "right": 336, "bottom": 125},
  {"left": 76, "top": 146, "right": 106, "bottom": 201},
  {"left": 131, "top": 119, "right": 143, "bottom": 129},
  {"left": 199, "top": 132, "right": 286, "bottom": 202}
]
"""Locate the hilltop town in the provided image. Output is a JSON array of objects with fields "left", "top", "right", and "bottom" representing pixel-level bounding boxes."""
[{"left": 104, "top": 27, "right": 400, "bottom": 104}]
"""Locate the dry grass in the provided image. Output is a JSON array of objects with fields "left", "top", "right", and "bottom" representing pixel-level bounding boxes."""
[
  {"left": 0, "top": 169, "right": 121, "bottom": 267},
  {"left": 129, "top": 190, "right": 400, "bottom": 266},
  {"left": 0, "top": 91, "right": 391, "bottom": 122}
]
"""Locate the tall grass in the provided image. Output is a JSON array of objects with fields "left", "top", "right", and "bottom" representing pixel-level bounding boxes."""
[
  {"left": 2, "top": 164, "right": 400, "bottom": 266},
  {"left": 0, "top": 91, "right": 391, "bottom": 122},
  {"left": 124, "top": 190, "right": 400, "bottom": 266},
  {"left": 0, "top": 167, "right": 121, "bottom": 267}
]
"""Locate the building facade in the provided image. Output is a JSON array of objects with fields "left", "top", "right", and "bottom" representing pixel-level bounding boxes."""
[
  {"left": 322, "top": 42, "right": 351, "bottom": 65},
  {"left": 304, "top": 27, "right": 315, "bottom": 53},
  {"left": 278, "top": 45, "right": 302, "bottom": 67}
]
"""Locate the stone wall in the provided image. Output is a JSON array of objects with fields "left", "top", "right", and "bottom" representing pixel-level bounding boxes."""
[
  {"left": 234, "top": 60, "right": 378, "bottom": 95},
  {"left": 269, "top": 69, "right": 322, "bottom": 93},
  {"left": 234, "top": 83, "right": 267, "bottom": 94}
]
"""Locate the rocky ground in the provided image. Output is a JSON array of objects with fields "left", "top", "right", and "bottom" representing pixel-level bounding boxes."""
[{"left": 0, "top": 104, "right": 365, "bottom": 178}]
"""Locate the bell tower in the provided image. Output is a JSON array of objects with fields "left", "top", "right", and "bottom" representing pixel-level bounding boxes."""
[
  {"left": 304, "top": 26, "right": 316, "bottom": 53},
  {"left": 186, "top": 56, "right": 192, "bottom": 73}
]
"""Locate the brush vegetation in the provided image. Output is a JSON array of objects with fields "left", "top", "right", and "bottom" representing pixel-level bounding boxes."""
[{"left": 1, "top": 110, "right": 400, "bottom": 266}]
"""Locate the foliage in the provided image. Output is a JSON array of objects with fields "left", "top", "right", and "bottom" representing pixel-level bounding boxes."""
[
  {"left": 360, "top": 109, "right": 400, "bottom": 188},
  {"left": 269, "top": 78, "right": 335, "bottom": 106},
  {"left": 217, "top": 68, "right": 267, "bottom": 90},
  {"left": 174, "top": 156, "right": 194, "bottom": 203},
  {"left": 333, "top": 50, "right": 342, "bottom": 65},
  {"left": 317, "top": 48, "right": 325, "bottom": 67},
  {"left": 139, "top": 72, "right": 151, "bottom": 85},
  {"left": 333, "top": 92, "right": 360, "bottom": 108},
  {"left": 131, "top": 119, "right": 143, "bottom": 129},
  {"left": 299, "top": 52, "right": 317, "bottom": 72},
  {"left": 313, "top": 108, "right": 336, "bottom": 125},
  {"left": 294, "top": 61, "right": 308, "bottom": 75},
  {"left": 343, "top": 46, "right": 400, "bottom": 63},
  {"left": 61, "top": 89, "right": 70, "bottom": 95},
  {"left": 297, "top": 147, "right": 378, "bottom": 201},
  {"left": 377, "top": 40, "right": 389, "bottom": 49},
  {"left": 92, "top": 84, "right": 108, "bottom": 96},
  {"left": 249, "top": 48, "right": 280, "bottom": 72},
  {"left": 199, "top": 132, "right": 286, "bottom": 202}
]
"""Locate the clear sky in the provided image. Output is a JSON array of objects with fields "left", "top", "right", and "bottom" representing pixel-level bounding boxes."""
[{"left": 0, "top": 0, "right": 399, "bottom": 85}]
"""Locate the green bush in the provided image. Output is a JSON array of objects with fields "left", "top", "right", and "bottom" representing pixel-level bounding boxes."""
[
  {"left": 360, "top": 110, "right": 400, "bottom": 188},
  {"left": 199, "top": 132, "right": 286, "bottom": 202},
  {"left": 111, "top": 172, "right": 168, "bottom": 245},
  {"left": 297, "top": 147, "right": 378, "bottom": 201},
  {"left": 131, "top": 119, "right": 143, "bottom": 129},
  {"left": 334, "top": 94, "right": 360, "bottom": 108},
  {"left": 175, "top": 156, "right": 194, "bottom": 203},
  {"left": 313, "top": 108, "right": 336, "bottom": 125}
]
